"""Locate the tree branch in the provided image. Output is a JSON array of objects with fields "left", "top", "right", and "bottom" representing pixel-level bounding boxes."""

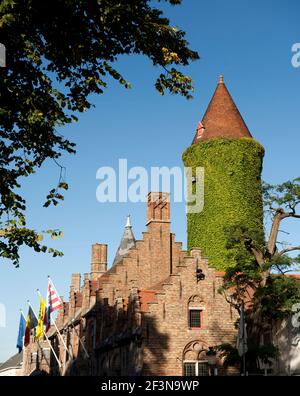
[
  {"left": 244, "top": 237, "right": 265, "bottom": 267},
  {"left": 267, "top": 209, "right": 292, "bottom": 256},
  {"left": 278, "top": 245, "right": 300, "bottom": 256}
]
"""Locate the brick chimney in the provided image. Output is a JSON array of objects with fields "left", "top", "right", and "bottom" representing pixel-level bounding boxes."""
[
  {"left": 69, "top": 273, "right": 81, "bottom": 318},
  {"left": 146, "top": 192, "right": 172, "bottom": 286},
  {"left": 69, "top": 285, "right": 76, "bottom": 318},
  {"left": 91, "top": 243, "right": 107, "bottom": 280},
  {"left": 71, "top": 273, "right": 81, "bottom": 291},
  {"left": 146, "top": 192, "right": 170, "bottom": 225}
]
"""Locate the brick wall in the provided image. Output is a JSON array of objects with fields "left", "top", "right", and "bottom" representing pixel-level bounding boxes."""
[{"left": 23, "top": 193, "right": 239, "bottom": 376}]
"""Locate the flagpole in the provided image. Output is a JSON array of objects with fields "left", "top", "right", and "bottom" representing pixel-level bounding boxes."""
[
  {"left": 47, "top": 277, "right": 74, "bottom": 358},
  {"left": 51, "top": 317, "right": 74, "bottom": 374},
  {"left": 47, "top": 276, "right": 76, "bottom": 374},
  {"left": 21, "top": 309, "right": 52, "bottom": 372},
  {"left": 37, "top": 289, "right": 69, "bottom": 375},
  {"left": 71, "top": 319, "right": 89, "bottom": 358},
  {"left": 37, "top": 289, "right": 70, "bottom": 356},
  {"left": 27, "top": 300, "right": 62, "bottom": 369},
  {"left": 20, "top": 309, "right": 26, "bottom": 321},
  {"left": 48, "top": 276, "right": 89, "bottom": 359},
  {"left": 48, "top": 275, "right": 60, "bottom": 300}
]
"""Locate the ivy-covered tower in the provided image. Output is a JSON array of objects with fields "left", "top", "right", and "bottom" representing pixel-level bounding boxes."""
[{"left": 182, "top": 75, "right": 265, "bottom": 270}]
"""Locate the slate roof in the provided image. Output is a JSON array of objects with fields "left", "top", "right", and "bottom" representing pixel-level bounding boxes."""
[
  {"left": 0, "top": 351, "right": 23, "bottom": 372},
  {"left": 112, "top": 215, "right": 136, "bottom": 266}
]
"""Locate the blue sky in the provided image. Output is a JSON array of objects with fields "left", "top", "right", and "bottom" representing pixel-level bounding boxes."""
[{"left": 0, "top": 0, "right": 299, "bottom": 362}]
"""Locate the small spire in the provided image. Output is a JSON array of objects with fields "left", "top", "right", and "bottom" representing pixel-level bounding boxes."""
[
  {"left": 218, "top": 74, "right": 224, "bottom": 84},
  {"left": 113, "top": 215, "right": 135, "bottom": 266},
  {"left": 125, "top": 214, "right": 131, "bottom": 228}
]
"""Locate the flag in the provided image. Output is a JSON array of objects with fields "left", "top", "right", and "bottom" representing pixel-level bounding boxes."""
[
  {"left": 237, "top": 303, "right": 248, "bottom": 357},
  {"left": 35, "top": 296, "right": 46, "bottom": 340},
  {"left": 45, "top": 278, "right": 62, "bottom": 331},
  {"left": 16, "top": 313, "right": 26, "bottom": 353},
  {"left": 24, "top": 306, "right": 38, "bottom": 346}
]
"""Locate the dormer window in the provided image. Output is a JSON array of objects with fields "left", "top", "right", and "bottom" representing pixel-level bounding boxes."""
[{"left": 196, "top": 121, "right": 205, "bottom": 140}]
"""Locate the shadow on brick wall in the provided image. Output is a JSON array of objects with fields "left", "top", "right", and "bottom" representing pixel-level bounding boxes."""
[{"left": 41, "top": 295, "right": 169, "bottom": 376}]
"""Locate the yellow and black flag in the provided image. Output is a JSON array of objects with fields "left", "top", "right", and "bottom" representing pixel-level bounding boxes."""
[{"left": 35, "top": 296, "right": 46, "bottom": 340}]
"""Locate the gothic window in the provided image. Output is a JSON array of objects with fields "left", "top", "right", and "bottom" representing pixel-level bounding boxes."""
[
  {"left": 183, "top": 341, "right": 209, "bottom": 376},
  {"left": 183, "top": 362, "right": 196, "bottom": 376},
  {"left": 188, "top": 295, "right": 205, "bottom": 329},
  {"left": 189, "top": 309, "right": 202, "bottom": 328},
  {"left": 183, "top": 361, "right": 209, "bottom": 376},
  {"left": 198, "top": 362, "right": 209, "bottom": 376}
]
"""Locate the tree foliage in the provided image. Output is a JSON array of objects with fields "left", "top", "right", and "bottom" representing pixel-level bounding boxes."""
[
  {"left": 220, "top": 178, "right": 300, "bottom": 363},
  {"left": 0, "top": 0, "right": 199, "bottom": 266},
  {"left": 216, "top": 342, "right": 279, "bottom": 372}
]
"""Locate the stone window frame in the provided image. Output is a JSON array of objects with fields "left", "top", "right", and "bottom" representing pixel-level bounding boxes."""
[
  {"left": 187, "top": 295, "right": 206, "bottom": 330},
  {"left": 188, "top": 308, "right": 204, "bottom": 329},
  {"left": 182, "top": 340, "right": 210, "bottom": 376},
  {"left": 183, "top": 360, "right": 209, "bottom": 376}
]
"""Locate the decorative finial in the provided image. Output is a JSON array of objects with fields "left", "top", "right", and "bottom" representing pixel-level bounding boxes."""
[
  {"left": 125, "top": 214, "right": 131, "bottom": 228},
  {"left": 218, "top": 74, "right": 224, "bottom": 84}
]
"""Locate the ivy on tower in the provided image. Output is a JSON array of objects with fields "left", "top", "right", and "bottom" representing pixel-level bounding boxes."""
[{"left": 182, "top": 75, "right": 265, "bottom": 270}]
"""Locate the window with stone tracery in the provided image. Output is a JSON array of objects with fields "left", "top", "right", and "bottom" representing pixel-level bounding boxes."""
[{"left": 182, "top": 340, "right": 209, "bottom": 376}]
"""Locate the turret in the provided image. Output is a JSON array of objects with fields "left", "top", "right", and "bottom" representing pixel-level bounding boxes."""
[
  {"left": 112, "top": 215, "right": 136, "bottom": 266},
  {"left": 182, "top": 75, "right": 265, "bottom": 270}
]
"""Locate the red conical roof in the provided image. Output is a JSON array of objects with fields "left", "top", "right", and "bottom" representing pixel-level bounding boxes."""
[{"left": 193, "top": 75, "right": 252, "bottom": 143}]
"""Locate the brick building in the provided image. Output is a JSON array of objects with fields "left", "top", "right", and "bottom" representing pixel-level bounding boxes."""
[
  {"left": 22, "top": 75, "right": 281, "bottom": 376},
  {"left": 23, "top": 192, "right": 239, "bottom": 376}
]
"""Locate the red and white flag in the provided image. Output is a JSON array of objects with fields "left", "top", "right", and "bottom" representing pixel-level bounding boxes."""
[{"left": 45, "top": 278, "right": 62, "bottom": 331}]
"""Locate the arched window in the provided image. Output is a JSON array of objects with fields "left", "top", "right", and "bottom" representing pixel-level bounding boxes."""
[
  {"left": 182, "top": 341, "right": 209, "bottom": 376},
  {"left": 188, "top": 296, "right": 205, "bottom": 329}
]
